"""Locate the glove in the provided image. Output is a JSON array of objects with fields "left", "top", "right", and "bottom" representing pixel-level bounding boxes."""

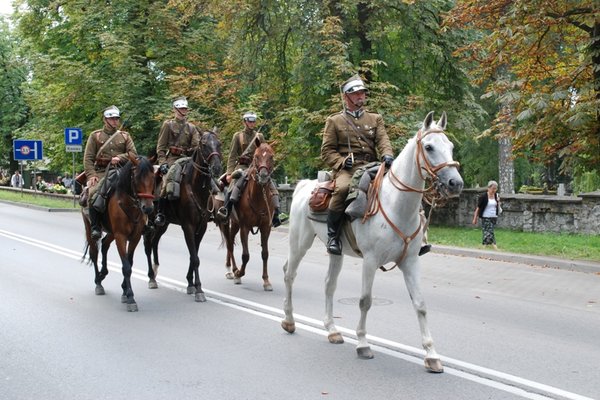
[
  {"left": 383, "top": 155, "right": 394, "bottom": 168},
  {"left": 343, "top": 156, "right": 353, "bottom": 170},
  {"left": 159, "top": 163, "right": 169, "bottom": 175}
]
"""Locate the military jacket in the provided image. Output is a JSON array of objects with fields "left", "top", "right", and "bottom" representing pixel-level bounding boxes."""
[
  {"left": 156, "top": 119, "right": 200, "bottom": 166},
  {"left": 83, "top": 127, "right": 137, "bottom": 179},
  {"left": 226, "top": 128, "right": 265, "bottom": 174},
  {"left": 321, "top": 110, "right": 393, "bottom": 171}
]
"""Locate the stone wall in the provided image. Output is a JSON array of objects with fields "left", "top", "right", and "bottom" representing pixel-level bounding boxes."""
[{"left": 278, "top": 185, "right": 600, "bottom": 235}]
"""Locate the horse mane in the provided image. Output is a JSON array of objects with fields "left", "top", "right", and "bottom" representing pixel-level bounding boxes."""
[{"left": 115, "top": 156, "right": 153, "bottom": 194}]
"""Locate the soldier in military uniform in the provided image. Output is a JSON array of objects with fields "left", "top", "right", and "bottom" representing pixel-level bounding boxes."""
[
  {"left": 217, "top": 112, "right": 282, "bottom": 227},
  {"left": 84, "top": 105, "right": 137, "bottom": 240},
  {"left": 154, "top": 96, "right": 200, "bottom": 226},
  {"left": 321, "top": 75, "right": 395, "bottom": 255}
]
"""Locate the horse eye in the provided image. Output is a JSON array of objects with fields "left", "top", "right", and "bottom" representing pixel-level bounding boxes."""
[{"left": 424, "top": 144, "right": 433, "bottom": 152}]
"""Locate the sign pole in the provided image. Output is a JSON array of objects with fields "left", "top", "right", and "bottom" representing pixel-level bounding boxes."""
[
  {"left": 72, "top": 152, "right": 76, "bottom": 207},
  {"left": 19, "top": 161, "right": 24, "bottom": 197}
]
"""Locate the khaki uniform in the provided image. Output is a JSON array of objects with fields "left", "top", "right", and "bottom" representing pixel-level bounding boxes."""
[
  {"left": 84, "top": 127, "right": 137, "bottom": 199},
  {"left": 321, "top": 110, "right": 393, "bottom": 211},
  {"left": 156, "top": 119, "right": 200, "bottom": 166},
  {"left": 226, "top": 128, "right": 265, "bottom": 175},
  {"left": 156, "top": 119, "right": 200, "bottom": 196}
]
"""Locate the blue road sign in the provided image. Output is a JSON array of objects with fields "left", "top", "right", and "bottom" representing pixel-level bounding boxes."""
[
  {"left": 13, "top": 139, "right": 43, "bottom": 161},
  {"left": 65, "top": 127, "right": 83, "bottom": 145}
]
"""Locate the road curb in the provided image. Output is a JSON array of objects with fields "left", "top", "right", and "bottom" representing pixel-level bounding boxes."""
[{"left": 432, "top": 245, "right": 600, "bottom": 274}]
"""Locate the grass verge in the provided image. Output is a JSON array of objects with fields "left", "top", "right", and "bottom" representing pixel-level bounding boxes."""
[
  {"left": 430, "top": 225, "right": 600, "bottom": 262},
  {"left": 0, "top": 190, "right": 77, "bottom": 209}
]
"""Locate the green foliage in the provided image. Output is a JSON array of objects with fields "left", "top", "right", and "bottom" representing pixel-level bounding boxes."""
[{"left": 572, "top": 171, "right": 600, "bottom": 194}]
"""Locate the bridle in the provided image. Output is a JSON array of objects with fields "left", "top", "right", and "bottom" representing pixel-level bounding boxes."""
[
  {"left": 363, "top": 128, "right": 460, "bottom": 268},
  {"left": 190, "top": 131, "right": 222, "bottom": 177}
]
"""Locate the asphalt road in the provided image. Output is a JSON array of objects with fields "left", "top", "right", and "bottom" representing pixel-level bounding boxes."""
[{"left": 1, "top": 202, "right": 599, "bottom": 400}]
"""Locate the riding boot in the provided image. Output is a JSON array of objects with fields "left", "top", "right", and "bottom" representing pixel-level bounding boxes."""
[
  {"left": 270, "top": 193, "right": 283, "bottom": 227},
  {"left": 89, "top": 207, "right": 102, "bottom": 240},
  {"left": 154, "top": 198, "right": 167, "bottom": 226},
  {"left": 326, "top": 210, "right": 344, "bottom": 255}
]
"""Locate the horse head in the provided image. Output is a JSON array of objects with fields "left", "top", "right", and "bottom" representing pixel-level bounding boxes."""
[
  {"left": 127, "top": 154, "right": 156, "bottom": 214},
  {"left": 414, "top": 111, "right": 463, "bottom": 198},
  {"left": 252, "top": 137, "right": 275, "bottom": 185},
  {"left": 194, "top": 129, "right": 223, "bottom": 180}
]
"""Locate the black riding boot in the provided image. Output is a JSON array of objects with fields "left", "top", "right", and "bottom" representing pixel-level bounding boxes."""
[
  {"left": 272, "top": 208, "right": 282, "bottom": 228},
  {"left": 89, "top": 207, "right": 102, "bottom": 240},
  {"left": 326, "top": 210, "right": 344, "bottom": 255},
  {"left": 154, "top": 198, "right": 168, "bottom": 226}
]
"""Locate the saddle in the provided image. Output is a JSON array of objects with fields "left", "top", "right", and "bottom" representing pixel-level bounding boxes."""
[{"left": 307, "top": 162, "right": 382, "bottom": 219}]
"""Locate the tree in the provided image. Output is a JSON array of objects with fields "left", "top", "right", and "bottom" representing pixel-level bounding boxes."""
[
  {"left": 0, "top": 17, "right": 27, "bottom": 171},
  {"left": 446, "top": 0, "right": 600, "bottom": 177}
]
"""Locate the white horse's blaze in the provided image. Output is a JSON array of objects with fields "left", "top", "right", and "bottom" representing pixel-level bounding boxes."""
[{"left": 281, "top": 111, "right": 463, "bottom": 372}]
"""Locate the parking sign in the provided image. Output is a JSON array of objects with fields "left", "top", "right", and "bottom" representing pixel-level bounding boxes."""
[{"left": 65, "top": 127, "right": 83, "bottom": 152}]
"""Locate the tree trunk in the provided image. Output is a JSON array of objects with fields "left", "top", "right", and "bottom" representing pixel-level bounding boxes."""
[{"left": 498, "top": 135, "right": 515, "bottom": 194}]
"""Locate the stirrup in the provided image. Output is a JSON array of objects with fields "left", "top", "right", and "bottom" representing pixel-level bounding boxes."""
[
  {"left": 217, "top": 207, "right": 228, "bottom": 218},
  {"left": 418, "top": 244, "right": 431, "bottom": 256},
  {"left": 154, "top": 213, "right": 166, "bottom": 227},
  {"left": 91, "top": 228, "right": 102, "bottom": 240}
]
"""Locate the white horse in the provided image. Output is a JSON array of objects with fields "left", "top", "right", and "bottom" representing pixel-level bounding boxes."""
[{"left": 281, "top": 111, "right": 464, "bottom": 373}]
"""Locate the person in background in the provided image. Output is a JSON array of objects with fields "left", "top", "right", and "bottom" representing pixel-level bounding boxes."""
[
  {"left": 10, "top": 170, "right": 23, "bottom": 188},
  {"left": 154, "top": 96, "right": 200, "bottom": 226},
  {"left": 83, "top": 105, "right": 137, "bottom": 240},
  {"left": 217, "top": 111, "right": 282, "bottom": 227},
  {"left": 472, "top": 180, "right": 501, "bottom": 250}
]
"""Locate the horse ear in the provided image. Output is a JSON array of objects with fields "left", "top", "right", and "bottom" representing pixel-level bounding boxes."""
[
  {"left": 423, "top": 111, "right": 435, "bottom": 130},
  {"left": 211, "top": 126, "right": 218, "bottom": 135},
  {"left": 437, "top": 112, "right": 447, "bottom": 130}
]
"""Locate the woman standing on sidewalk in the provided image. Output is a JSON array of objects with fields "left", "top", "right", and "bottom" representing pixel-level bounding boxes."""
[{"left": 472, "top": 180, "right": 501, "bottom": 250}]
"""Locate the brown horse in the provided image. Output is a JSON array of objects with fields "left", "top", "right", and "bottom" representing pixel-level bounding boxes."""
[
  {"left": 82, "top": 155, "right": 155, "bottom": 312},
  {"left": 221, "top": 139, "right": 276, "bottom": 291},
  {"left": 143, "top": 130, "right": 222, "bottom": 302}
]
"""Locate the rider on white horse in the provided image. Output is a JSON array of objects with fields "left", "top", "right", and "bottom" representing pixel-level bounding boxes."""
[{"left": 321, "top": 74, "right": 395, "bottom": 255}]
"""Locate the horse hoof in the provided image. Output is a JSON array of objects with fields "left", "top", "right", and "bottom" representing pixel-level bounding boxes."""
[
  {"left": 148, "top": 280, "right": 158, "bottom": 289},
  {"left": 121, "top": 295, "right": 127, "bottom": 303},
  {"left": 424, "top": 358, "right": 444, "bottom": 373},
  {"left": 95, "top": 286, "right": 105, "bottom": 295},
  {"left": 187, "top": 286, "right": 195, "bottom": 295},
  {"left": 356, "top": 346, "right": 374, "bottom": 359},
  {"left": 281, "top": 320, "right": 296, "bottom": 334},
  {"left": 263, "top": 283, "right": 273, "bottom": 291},
  {"left": 225, "top": 272, "right": 234, "bottom": 280},
  {"left": 328, "top": 332, "right": 344, "bottom": 344},
  {"left": 195, "top": 292, "right": 207, "bottom": 302},
  {"left": 233, "top": 277, "right": 242, "bottom": 285},
  {"left": 127, "top": 303, "right": 138, "bottom": 312}
]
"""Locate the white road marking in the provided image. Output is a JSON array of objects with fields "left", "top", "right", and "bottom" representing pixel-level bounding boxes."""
[{"left": 0, "top": 228, "right": 594, "bottom": 400}]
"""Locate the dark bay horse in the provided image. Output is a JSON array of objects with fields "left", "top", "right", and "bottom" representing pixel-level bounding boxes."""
[
  {"left": 143, "top": 130, "right": 222, "bottom": 302},
  {"left": 82, "top": 155, "right": 155, "bottom": 312},
  {"left": 221, "top": 139, "right": 276, "bottom": 291}
]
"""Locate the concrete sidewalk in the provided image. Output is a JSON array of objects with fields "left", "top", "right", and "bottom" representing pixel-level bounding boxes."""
[{"left": 431, "top": 244, "right": 600, "bottom": 275}]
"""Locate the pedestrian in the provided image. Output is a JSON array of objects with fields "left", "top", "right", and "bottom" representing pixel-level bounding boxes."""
[
  {"left": 10, "top": 170, "right": 23, "bottom": 188},
  {"left": 153, "top": 96, "right": 201, "bottom": 226},
  {"left": 320, "top": 74, "right": 395, "bottom": 255},
  {"left": 217, "top": 111, "right": 283, "bottom": 227},
  {"left": 83, "top": 105, "right": 137, "bottom": 240},
  {"left": 472, "top": 180, "right": 501, "bottom": 250},
  {"left": 63, "top": 174, "right": 73, "bottom": 192}
]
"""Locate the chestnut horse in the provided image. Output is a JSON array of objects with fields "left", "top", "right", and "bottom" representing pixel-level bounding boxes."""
[
  {"left": 82, "top": 155, "right": 155, "bottom": 312},
  {"left": 220, "top": 139, "right": 276, "bottom": 290},
  {"left": 143, "top": 130, "right": 222, "bottom": 302}
]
